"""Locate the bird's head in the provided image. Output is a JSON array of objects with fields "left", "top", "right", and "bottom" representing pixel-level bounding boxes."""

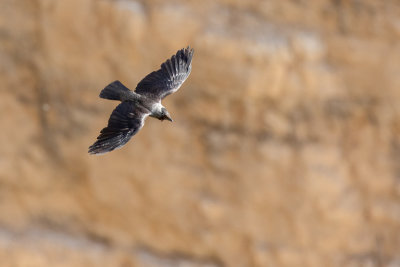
[{"left": 160, "top": 107, "right": 173, "bottom": 122}]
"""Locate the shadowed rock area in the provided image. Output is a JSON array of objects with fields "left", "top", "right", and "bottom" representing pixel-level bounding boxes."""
[{"left": 0, "top": 0, "right": 400, "bottom": 266}]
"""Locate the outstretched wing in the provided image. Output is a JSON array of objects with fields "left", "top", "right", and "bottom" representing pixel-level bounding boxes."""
[
  {"left": 88, "top": 101, "right": 150, "bottom": 154},
  {"left": 135, "top": 46, "right": 194, "bottom": 100}
]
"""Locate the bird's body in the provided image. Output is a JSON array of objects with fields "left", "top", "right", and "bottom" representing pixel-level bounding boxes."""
[{"left": 89, "top": 46, "right": 194, "bottom": 155}]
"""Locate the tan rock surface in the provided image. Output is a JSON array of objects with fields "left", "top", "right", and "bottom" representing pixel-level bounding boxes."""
[{"left": 0, "top": 0, "right": 399, "bottom": 266}]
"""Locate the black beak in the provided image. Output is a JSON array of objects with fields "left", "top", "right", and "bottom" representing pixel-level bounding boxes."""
[{"left": 164, "top": 114, "right": 173, "bottom": 122}]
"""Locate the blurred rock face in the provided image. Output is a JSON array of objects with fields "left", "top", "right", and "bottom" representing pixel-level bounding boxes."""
[{"left": 0, "top": 0, "right": 400, "bottom": 266}]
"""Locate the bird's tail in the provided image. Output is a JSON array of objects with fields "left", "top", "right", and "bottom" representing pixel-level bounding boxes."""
[{"left": 99, "top": 80, "right": 130, "bottom": 101}]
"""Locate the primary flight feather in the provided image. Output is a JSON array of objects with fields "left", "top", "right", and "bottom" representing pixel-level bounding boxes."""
[{"left": 89, "top": 46, "right": 194, "bottom": 155}]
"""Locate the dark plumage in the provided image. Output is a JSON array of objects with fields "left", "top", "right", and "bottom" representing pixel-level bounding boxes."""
[{"left": 89, "top": 46, "right": 194, "bottom": 155}]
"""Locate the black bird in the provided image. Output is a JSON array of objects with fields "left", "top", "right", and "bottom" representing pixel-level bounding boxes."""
[{"left": 89, "top": 46, "right": 194, "bottom": 154}]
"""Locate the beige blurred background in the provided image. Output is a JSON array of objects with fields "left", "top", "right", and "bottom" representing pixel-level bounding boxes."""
[{"left": 0, "top": 0, "right": 400, "bottom": 266}]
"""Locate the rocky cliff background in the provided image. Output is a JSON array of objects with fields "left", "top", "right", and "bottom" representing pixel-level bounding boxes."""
[{"left": 0, "top": 0, "right": 400, "bottom": 266}]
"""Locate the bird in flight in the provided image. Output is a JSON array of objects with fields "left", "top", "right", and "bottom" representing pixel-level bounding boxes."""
[{"left": 89, "top": 46, "right": 194, "bottom": 155}]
